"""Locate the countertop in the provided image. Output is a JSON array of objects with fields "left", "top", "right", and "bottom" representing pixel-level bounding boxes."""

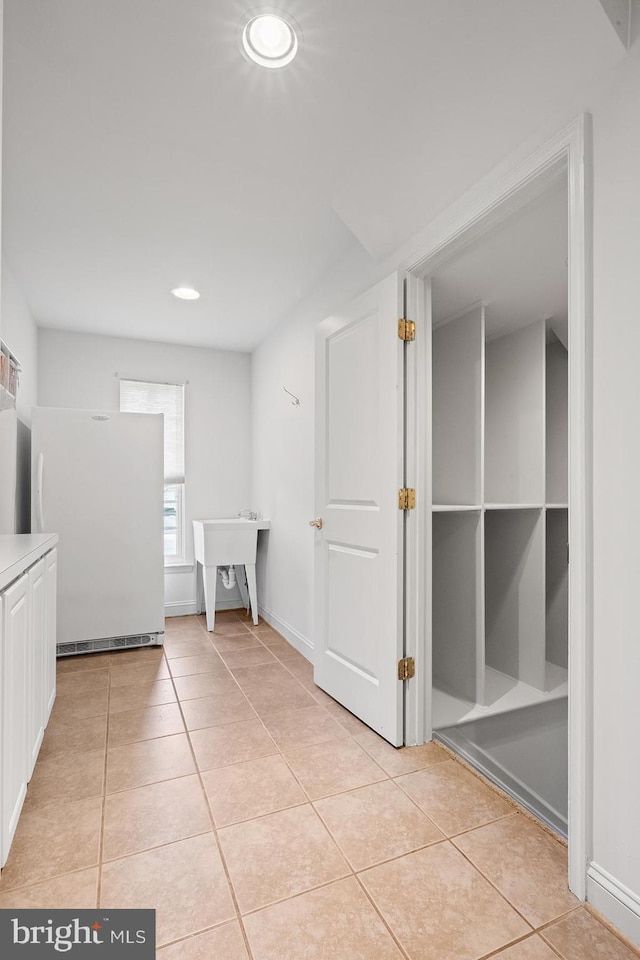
[{"left": 0, "top": 534, "right": 59, "bottom": 592}]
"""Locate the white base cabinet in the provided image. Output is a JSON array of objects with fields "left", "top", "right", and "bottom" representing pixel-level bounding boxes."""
[
  {"left": 0, "top": 535, "right": 58, "bottom": 869},
  {"left": 1, "top": 572, "right": 29, "bottom": 867}
]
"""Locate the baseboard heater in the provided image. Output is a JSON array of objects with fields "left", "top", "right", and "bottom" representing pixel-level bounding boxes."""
[{"left": 56, "top": 632, "right": 165, "bottom": 657}]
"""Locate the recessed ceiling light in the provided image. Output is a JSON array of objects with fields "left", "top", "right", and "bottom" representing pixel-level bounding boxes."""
[
  {"left": 171, "top": 287, "right": 200, "bottom": 300},
  {"left": 242, "top": 12, "right": 298, "bottom": 68}
]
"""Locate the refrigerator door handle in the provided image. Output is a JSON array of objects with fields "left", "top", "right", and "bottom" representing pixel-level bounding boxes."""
[{"left": 36, "top": 452, "right": 45, "bottom": 532}]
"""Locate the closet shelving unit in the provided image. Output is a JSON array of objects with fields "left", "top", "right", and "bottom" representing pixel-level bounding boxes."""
[{"left": 431, "top": 305, "right": 568, "bottom": 729}]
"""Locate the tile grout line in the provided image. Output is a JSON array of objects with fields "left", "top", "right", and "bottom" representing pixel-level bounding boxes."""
[
  {"left": 10, "top": 616, "right": 615, "bottom": 960},
  {"left": 389, "top": 764, "right": 518, "bottom": 839},
  {"left": 234, "top": 874, "right": 358, "bottom": 920},
  {"left": 437, "top": 739, "right": 570, "bottom": 849},
  {"left": 95, "top": 654, "right": 114, "bottom": 909},
  {"left": 449, "top": 836, "right": 540, "bottom": 932},
  {"left": 351, "top": 872, "right": 413, "bottom": 960},
  {"left": 309, "top": 793, "right": 447, "bottom": 875},
  {"left": 186, "top": 619, "right": 405, "bottom": 941},
  {"left": 20, "top": 636, "right": 440, "bottom": 892},
  {"left": 208, "top": 643, "right": 434, "bottom": 956},
  {"left": 447, "top": 817, "right": 582, "bottom": 931},
  {"left": 581, "top": 903, "right": 640, "bottom": 959},
  {"left": 534, "top": 904, "right": 583, "bottom": 935},
  {"left": 156, "top": 919, "right": 244, "bottom": 955},
  {"left": 534, "top": 910, "right": 586, "bottom": 960},
  {"left": 163, "top": 637, "right": 259, "bottom": 960},
  {"left": 245, "top": 865, "right": 443, "bottom": 933},
  {"left": 99, "top": 828, "right": 214, "bottom": 868},
  {"left": 477, "top": 929, "right": 565, "bottom": 960},
  {"left": 439, "top": 810, "right": 518, "bottom": 843},
  {"left": 2, "top": 622, "right": 328, "bottom": 903},
  {"left": 0, "top": 863, "right": 105, "bottom": 900},
  {"left": 0, "top": 665, "right": 113, "bottom": 898}
]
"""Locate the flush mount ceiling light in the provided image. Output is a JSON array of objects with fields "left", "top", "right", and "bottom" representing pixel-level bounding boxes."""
[
  {"left": 242, "top": 12, "right": 299, "bottom": 68},
  {"left": 171, "top": 287, "right": 200, "bottom": 300}
]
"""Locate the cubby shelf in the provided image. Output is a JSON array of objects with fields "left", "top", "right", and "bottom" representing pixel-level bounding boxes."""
[
  {"left": 432, "top": 504, "right": 482, "bottom": 512},
  {"left": 431, "top": 308, "right": 568, "bottom": 730},
  {"left": 432, "top": 665, "right": 568, "bottom": 729},
  {"left": 484, "top": 503, "right": 544, "bottom": 510}
]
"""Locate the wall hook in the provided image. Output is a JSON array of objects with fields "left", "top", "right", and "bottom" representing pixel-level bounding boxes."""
[{"left": 283, "top": 386, "right": 300, "bottom": 406}]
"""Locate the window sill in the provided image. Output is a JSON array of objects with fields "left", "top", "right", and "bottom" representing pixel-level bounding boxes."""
[{"left": 164, "top": 563, "right": 194, "bottom": 573}]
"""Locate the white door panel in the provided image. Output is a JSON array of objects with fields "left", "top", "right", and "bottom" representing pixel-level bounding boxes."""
[
  {"left": 28, "top": 558, "right": 46, "bottom": 777},
  {"left": 44, "top": 548, "right": 57, "bottom": 718},
  {"left": 314, "top": 273, "right": 405, "bottom": 746}
]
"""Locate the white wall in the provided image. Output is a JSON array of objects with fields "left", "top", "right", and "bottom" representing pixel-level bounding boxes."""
[
  {"left": 251, "top": 244, "right": 379, "bottom": 648},
  {"left": 0, "top": 0, "right": 37, "bottom": 537},
  {"left": 588, "top": 38, "right": 640, "bottom": 937},
  {"left": 38, "top": 329, "right": 252, "bottom": 615},
  {"left": 2, "top": 258, "right": 38, "bottom": 422},
  {"left": 251, "top": 42, "right": 640, "bottom": 947}
]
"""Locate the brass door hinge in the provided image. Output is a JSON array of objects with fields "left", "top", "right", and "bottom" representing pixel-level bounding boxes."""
[
  {"left": 398, "top": 488, "right": 416, "bottom": 511},
  {"left": 398, "top": 657, "right": 415, "bottom": 681},
  {"left": 398, "top": 318, "right": 415, "bottom": 341}
]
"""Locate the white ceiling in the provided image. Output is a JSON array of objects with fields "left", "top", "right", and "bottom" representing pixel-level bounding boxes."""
[
  {"left": 2, "top": 1, "right": 623, "bottom": 352},
  {"left": 432, "top": 182, "right": 568, "bottom": 341}
]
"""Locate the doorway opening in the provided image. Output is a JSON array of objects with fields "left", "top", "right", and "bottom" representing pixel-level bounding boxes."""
[
  {"left": 426, "top": 178, "right": 570, "bottom": 835},
  {"left": 402, "top": 115, "right": 591, "bottom": 895}
]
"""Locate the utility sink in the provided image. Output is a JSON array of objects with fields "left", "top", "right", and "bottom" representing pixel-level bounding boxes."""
[{"left": 193, "top": 518, "right": 270, "bottom": 630}]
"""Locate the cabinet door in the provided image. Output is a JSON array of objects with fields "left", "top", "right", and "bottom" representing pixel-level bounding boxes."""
[
  {"left": 44, "top": 548, "right": 58, "bottom": 721},
  {"left": 28, "top": 558, "right": 46, "bottom": 778},
  {"left": 1, "top": 572, "right": 29, "bottom": 868}
]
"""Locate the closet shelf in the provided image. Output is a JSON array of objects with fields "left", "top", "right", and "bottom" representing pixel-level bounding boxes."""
[
  {"left": 434, "top": 503, "right": 568, "bottom": 512},
  {"left": 434, "top": 503, "right": 568, "bottom": 511},
  {"left": 432, "top": 504, "right": 482, "bottom": 512},
  {"left": 433, "top": 664, "right": 568, "bottom": 729},
  {"left": 484, "top": 503, "right": 543, "bottom": 510}
]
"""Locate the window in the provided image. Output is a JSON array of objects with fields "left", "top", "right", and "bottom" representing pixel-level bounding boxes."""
[{"left": 120, "top": 379, "right": 186, "bottom": 565}]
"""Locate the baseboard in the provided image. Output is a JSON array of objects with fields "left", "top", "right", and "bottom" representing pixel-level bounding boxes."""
[
  {"left": 164, "top": 598, "right": 245, "bottom": 618},
  {"left": 258, "top": 604, "right": 313, "bottom": 662},
  {"left": 165, "top": 601, "right": 199, "bottom": 618},
  {"left": 587, "top": 861, "right": 640, "bottom": 948},
  {"left": 214, "top": 598, "right": 248, "bottom": 611}
]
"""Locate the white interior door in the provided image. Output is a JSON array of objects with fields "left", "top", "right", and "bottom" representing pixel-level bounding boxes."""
[{"left": 313, "top": 273, "right": 405, "bottom": 746}]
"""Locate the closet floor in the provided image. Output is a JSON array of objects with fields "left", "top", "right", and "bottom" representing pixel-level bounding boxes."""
[
  {"left": 436, "top": 698, "right": 568, "bottom": 838},
  {"left": 0, "top": 613, "right": 637, "bottom": 960}
]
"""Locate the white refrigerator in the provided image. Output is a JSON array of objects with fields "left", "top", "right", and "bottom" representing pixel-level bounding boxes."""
[{"left": 31, "top": 407, "right": 165, "bottom": 655}]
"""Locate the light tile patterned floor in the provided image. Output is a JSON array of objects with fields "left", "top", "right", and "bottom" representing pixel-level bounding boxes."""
[{"left": 0, "top": 612, "right": 638, "bottom": 959}]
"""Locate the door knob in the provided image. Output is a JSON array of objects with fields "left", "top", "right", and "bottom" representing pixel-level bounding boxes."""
[{"left": 309, "top": 518, "right": 323, "bottom": 529}]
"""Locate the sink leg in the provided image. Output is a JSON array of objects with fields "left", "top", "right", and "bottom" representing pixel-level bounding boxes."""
[
  {"left": 203, "top": 565, "right": 218, "bottom": 631},
  {"left": 245, "top": 563, "right": 259, "bottom": 625},
  {"left": 236, "top": 565, "right": 250, "bottom": 613}
]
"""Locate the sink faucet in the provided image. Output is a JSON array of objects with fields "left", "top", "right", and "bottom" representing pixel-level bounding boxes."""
[{"left": 238, "top": 509, "right": 259, "bottom": 520}]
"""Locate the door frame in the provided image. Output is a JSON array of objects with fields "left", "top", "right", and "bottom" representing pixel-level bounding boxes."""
[{"left": 399, "top": 114, "right": 592, "bottom": 899}]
